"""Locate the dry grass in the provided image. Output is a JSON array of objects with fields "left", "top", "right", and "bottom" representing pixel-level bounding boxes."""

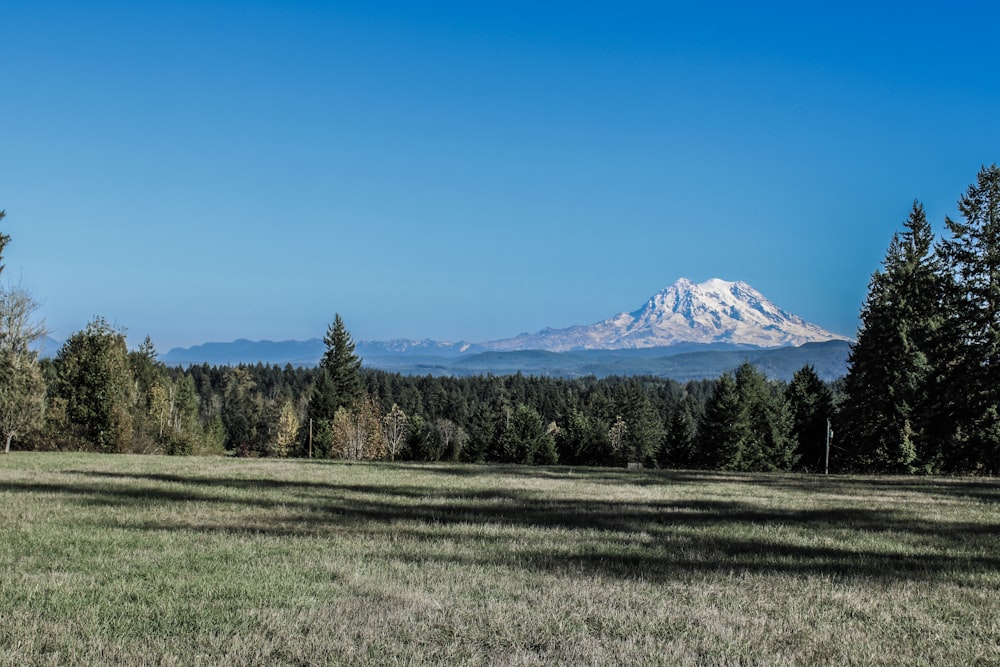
[{"left": 1, "top": 453, "right": 998, "bottom": 665}]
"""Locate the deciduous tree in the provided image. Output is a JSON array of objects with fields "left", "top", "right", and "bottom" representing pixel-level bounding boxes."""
[
  {"left": 53, "top": 318, "right": 134, "bottom": 452},
  {"left": 0, "top": 349, "right": 46, "bottom": 453},
  {"left": 383, "top": 403, "right": 408, "bottom": 461},
  {"left": 332, "top": 396, "right": 386, "bottom": 460}
]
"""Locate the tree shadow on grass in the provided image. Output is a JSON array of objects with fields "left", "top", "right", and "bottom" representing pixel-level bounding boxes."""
[
  {"left": 8, "top": 465, "right": 999, "bottom": 585},
  {"left": 749, "top": 473, "right": 1000, "bottom": 505},
  {"left": 115, "top": 494, "right": 1000, "bottom": 584}
]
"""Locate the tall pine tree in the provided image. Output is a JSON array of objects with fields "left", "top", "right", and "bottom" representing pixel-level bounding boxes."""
[
  {"left": 732, "top": 362, "right": 798, "bottom": 472},
  {"left": 321, "top": 313, "right": 363, "bottom": 409},
  {"left": 695, "top": 372, "right": 744, "bottom": 469},
  {"left": 306, "top": 314, "right": 364, "bottom": 457},
  {"left": 937, "top": 164, "right": 1000, "bottom": 472},
  {"left": 786, "top": 365, "right": 834, "bottom": 472},
  {"left": 841, "top": 202, "right": 941, "bottom": 472}
]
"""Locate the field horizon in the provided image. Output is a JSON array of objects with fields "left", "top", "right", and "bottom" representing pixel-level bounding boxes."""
[{"left": 2, "top": 453, "right": 998, "bottom": 665}]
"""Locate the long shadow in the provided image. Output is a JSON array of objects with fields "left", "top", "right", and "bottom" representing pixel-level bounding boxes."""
[
  {"left": 112, "top": 493, "right": 1000, "bottom": 584},
  {"left": 379, "top": 462, "right": 742, "bottom": 487},
  {"left": 64, "top": 469, "right": 355, "bottom": 494},
  {"left": 4, "top": 479, "right": 223, "bottom": 506},
  {"left": 748, "top": 473, "right": 1000, "bottom": 505},
  {"left": 9, "top": 466, "right": 999, "bottom": 584}
]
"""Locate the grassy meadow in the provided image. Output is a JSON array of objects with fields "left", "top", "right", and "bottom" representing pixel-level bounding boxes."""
[{"left": 1, "top": 453, "right": 998, "bottom": 665}]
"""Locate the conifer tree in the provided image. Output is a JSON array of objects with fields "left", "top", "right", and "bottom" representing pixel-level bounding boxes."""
[
  {"left": 321, "top": 313, "right": 362, "bottom": 411},
  {"left": 937, "top": 165, "right": 1000, "bottom": 472},
  {"left": 559, "top": 408, "right": 609, "bottom": 466},
  {"left": 307, "top": 314, "right": 364, "bottom": 457},
  {"left": 695, "top": 364, "right": 796, "bottom": 471},
  {"left": 695, "top": 372, "right": 744, "bottom": 469},
  {"left": 499, "top": 403, "right": 557, "bottom": 464},
  {"left": 786, "top": 365, "right": 834, "bottom": 472},
  {"left": 463, "top": 402, "right": 496, "bottom": 463},
  {"left": 841, "top": 202, "right": 941, "bottom": 472},
  {"left": 52, "top": 318, "right": 134, "bottom": 452},
  {"left": 611, "top": 380, "right": 665, "bottom": 466},
  {"left": 659, "top": 396, "right": 698, "bottom": 469},
  {"left": 221, "top": 366, "right": 262, "bottom": 454},
  {"left": 733, "top": 362, "right": 798, "bottom": 471}
]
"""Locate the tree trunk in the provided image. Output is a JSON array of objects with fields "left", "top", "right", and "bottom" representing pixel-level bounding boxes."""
[{"left": 4, "top": 433, "right": 12, "bottom": 454}]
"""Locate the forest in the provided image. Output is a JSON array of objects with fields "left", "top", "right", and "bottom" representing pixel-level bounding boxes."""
[
  {"left": 28, "top": 330, "right": 836, "bottom": 473},
  {"left": 2, "top": 164, "right": 999, "bottom": 475}
]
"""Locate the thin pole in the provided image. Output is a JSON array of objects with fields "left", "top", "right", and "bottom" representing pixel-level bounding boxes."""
[
  {"left": 309, "top": 418, "right": 313, "bottom": 458},
  {"left": 825, "top": 419, "right": 832, "bottom": 475}
]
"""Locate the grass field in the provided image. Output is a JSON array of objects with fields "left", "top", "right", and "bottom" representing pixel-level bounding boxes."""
[{"left": 1, "top": 453, "right": 998, "bottom": 665}]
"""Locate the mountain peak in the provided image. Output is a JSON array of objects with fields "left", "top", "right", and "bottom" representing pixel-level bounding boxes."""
[
  {"left": 485, "top": 278, "right": 849, "bottom": 352},
  {"left": 160, "top": 278, "right": 851, "bottom": 366}
]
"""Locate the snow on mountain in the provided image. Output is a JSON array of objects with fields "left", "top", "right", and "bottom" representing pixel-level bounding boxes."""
[
  {"left": 483, "top": 278, "right": 850, "bottom": 352},
  {"left": 160, "top": 278, "right": 850, "bottom": 366}
]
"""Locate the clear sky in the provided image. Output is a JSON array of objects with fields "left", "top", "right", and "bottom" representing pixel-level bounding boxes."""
[{"left": 3, "top": 1, "right": 999, "bottom": 351}]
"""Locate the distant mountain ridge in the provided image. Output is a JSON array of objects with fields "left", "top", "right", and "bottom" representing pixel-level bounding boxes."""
[
  {"left": 385, "top": 341, "right": 851, "bottom": 382},
  {"left": 160, "top": 278, "right": 853, "bottom": 379},
  {"left": 484, "top": 278, "right": 848, "bottom": 351}
]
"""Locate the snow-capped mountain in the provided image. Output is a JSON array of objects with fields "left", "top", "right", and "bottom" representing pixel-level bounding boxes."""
[
  {"left": 482, "top": 278, "right": 849, "bottom": 352},
  {"left": 160, "top": 278, "right": 851, "bottom": 370}
]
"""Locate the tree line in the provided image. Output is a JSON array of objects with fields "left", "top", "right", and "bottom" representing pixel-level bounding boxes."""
[
  {"left": 13, "top": 312, "right": 839, "bottom": 471},
  {"left": 2, "top": 164, "right": 999, "bottom": 474},
  {"left": 839, "top": 164, "right": 1000, "bottom": 474}
]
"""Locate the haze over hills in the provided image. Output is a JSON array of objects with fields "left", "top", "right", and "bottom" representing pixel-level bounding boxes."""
[{"left": 161, "top": 278, "right": 853, "bottom": 379}]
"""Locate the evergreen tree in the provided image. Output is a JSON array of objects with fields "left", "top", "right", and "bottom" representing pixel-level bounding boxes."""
[
  {"left": 660, "top": 396, "right": 698, "bottom": 469},
  {"left": 558, "top": 408, "right": 609, "bottom": 466},
  {"left": 733, "top": 363, "right": 797, "bottom": 471},
  {"left": 305, "top": 315, "right": 364, "bottom": 457},
  {"left": 221, "top": 366, "right": 262, "bottom": 454},
  {"left": 937, "top": 165, "right": 1000, "bottom": 472},
  {"left": 428, "top": 417, "right": 467, "bottom": 461},
  {"left": 694, "top": 364, "right": 796, "bottom": 471},
  {"left": 52, "top": 318, "right": 134, "bottom": 452},
  {"left": 841, "top": 202, "right": 942, "bottom": 472},
  {"left": 695, "top": 372, "right": 744, "bottom": 469},
  {"left": 499, "top": 403, "right": 557, "bottom": 464},
  {"left": 321, "top": 313, "right": 362, "bottom": 411},
  {"left": 306, "top": 367, "right": 338, "bottom": 455},
  {"left": 611, "top": 380, "right": 665, "bottom": 467},
  {"left": 463, "top": 402, "right": 495, "bottom": 463},
  {"left": 786, "top": 365, "right": 834, "bottom": 472}
]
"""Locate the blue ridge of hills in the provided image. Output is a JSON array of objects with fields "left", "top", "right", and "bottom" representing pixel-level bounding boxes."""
[{"left": 160, "top": 339, "right": 851, "bottom": 382}]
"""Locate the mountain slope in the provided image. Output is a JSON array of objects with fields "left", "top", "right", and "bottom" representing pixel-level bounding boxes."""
[
  {"left": 160, "top": 278, "right": 853, "bottom": 378},
  {"left": 484, "top": 278, "right": 849, "bottom": 352}
]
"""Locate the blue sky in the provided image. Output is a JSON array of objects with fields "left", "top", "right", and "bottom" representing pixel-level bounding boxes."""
[{"left": 3, "top": 1, "right": 999, "bottom": 351}]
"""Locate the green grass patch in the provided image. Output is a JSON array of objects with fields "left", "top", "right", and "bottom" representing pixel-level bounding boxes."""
[{"left": 2, "top": 453, "right": 998, "bottom": 665}]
